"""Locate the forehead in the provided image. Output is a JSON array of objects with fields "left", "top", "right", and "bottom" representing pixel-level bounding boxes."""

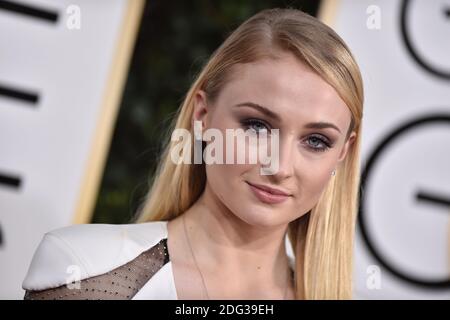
[{"left": 217, "top": 53, "right": 351, "bottom": 131}]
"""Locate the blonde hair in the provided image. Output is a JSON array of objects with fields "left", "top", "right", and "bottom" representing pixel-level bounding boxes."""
[{"left": 135, "top": 8, "right": 364, "bottom": 300}]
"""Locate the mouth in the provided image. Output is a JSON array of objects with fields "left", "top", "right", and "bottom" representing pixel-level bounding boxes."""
[{"left": 245, "top": 181, "right": 292, "bottom": 204}]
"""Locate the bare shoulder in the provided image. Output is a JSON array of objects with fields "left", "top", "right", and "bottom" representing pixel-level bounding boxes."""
[{"left": 166, "top": 216, "right": 206, "bottom": 299}]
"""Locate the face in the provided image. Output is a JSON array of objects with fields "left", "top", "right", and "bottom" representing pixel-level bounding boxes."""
[{"left": 192, "top": 51, "right": 356, "bottom": 228}]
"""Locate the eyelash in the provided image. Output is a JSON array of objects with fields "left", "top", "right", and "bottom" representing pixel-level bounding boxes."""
[
  {"left": 307, "top": 134, "right": 332, "bottom": 153},
  {"left": 241, "top": 118, "right": 271, "bottom": 134},
  {"left": 240, "top": 118, "right": 333, "bottom": 153}
]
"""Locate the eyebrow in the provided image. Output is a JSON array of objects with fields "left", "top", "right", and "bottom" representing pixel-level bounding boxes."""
[{"left": 234, "top": 102, "right": 342, "bottom": 134}]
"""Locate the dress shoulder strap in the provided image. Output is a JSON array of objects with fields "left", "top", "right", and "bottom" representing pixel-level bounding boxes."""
[{"left": 24, "top": 238, "right": 169, "bottom": 300}]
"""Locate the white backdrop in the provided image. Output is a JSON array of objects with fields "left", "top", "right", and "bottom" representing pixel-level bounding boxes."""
[
  {"left": 0, "top": 0, "right": 142, "bottom": 299},
  {"left": 320, "top": 0, "right": 450, "bottom": 299}
]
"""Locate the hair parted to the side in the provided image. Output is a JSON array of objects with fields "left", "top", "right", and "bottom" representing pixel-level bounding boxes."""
[{"left": 134, "top": 8, "right": 364, "bottom": 300}]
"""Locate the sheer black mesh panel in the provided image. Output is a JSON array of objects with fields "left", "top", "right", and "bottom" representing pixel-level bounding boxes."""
[{"left": 24, "top": 238, "right": 169, "bottom": 300}]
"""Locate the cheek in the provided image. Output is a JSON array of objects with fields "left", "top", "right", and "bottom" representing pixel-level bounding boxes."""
[
  {"left": 297, "top": 163, "right": 335, "bottom": 209},
  {"left": 203, "top": 112, "right": 263, "bottom": 202},
  {"left": 203, "top": 162, "right": 251, "bottom": 215},
  {"left": 205, "top": 161, "right": 251, "bottom": 194}
]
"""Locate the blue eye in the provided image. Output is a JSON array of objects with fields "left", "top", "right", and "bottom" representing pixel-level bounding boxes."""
[
  {"left": 241, "top": 119, "right": 270, "bottom": 134},
  {"left": 240, "top": 119, "right": 332, "bottom": 153},
  {"left": 306, "top": 134, "right": 332, "bottom": 152}
]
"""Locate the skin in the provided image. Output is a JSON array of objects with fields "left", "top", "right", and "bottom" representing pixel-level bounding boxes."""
[{"left": 167, "top": 51, "right": 356, "bottom": 299}]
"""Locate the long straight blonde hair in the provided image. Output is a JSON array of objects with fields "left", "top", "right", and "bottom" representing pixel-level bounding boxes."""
[{"left": 135, "top": 8, "right": 364, "bottom": 300}]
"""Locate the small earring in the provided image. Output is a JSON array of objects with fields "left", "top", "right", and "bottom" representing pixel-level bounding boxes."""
[
  {"left": 331, "top": 169, "right": 336, "bottom": 176},
  {"left": 193, "top": 120, "right": 203, "bottom": 141}
]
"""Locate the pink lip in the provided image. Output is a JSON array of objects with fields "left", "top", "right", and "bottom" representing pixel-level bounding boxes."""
[{"left": 246, "top": 181, "right": 291, "bottom": 204}]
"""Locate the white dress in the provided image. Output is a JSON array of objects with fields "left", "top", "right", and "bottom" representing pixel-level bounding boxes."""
[{"left": 22, "top": 220, "right": 295, "bottom": 300}]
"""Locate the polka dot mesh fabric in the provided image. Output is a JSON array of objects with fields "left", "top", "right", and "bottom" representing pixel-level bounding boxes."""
[{"left": 24, "top": 238, "right": 170, "bottom": 300}]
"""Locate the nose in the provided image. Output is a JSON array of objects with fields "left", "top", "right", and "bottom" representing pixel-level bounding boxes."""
[
  {"left": 275, "top": 136, "right": 295, "bottom": 179},
  {"left": 262, "top": 134, "right": 295, "bottom": 180}
]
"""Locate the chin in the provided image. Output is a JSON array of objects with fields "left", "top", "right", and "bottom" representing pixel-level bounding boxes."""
[{"left": 233, "top": 204, "right": 284, "bottom": 228}]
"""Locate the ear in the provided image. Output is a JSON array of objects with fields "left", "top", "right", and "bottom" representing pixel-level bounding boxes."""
[
  {"left": 337, "top": 131, "right": 356, "bottom": 163},
  {"left": 192, "top": 90, "right": 209, "bottom": 130}
]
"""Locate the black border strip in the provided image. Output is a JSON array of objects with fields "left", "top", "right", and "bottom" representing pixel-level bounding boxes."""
[
  {"left": 0, "top": 0, "right": 58, "bottom": 23},
  {"left": 0, "top": 172, "right": 22, "bottom": 189},
  {"left": 0, "top": 84, "right": 39, "bottom": 105}
]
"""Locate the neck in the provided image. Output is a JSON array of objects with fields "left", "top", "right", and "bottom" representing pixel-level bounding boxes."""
[{"left": 183, "top": 182, "right": 291, "bottom": 282}]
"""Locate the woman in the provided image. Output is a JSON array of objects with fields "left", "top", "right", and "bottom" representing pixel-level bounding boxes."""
[{"left": 22, "top": 7, "right": 363, "bottom": 300}]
